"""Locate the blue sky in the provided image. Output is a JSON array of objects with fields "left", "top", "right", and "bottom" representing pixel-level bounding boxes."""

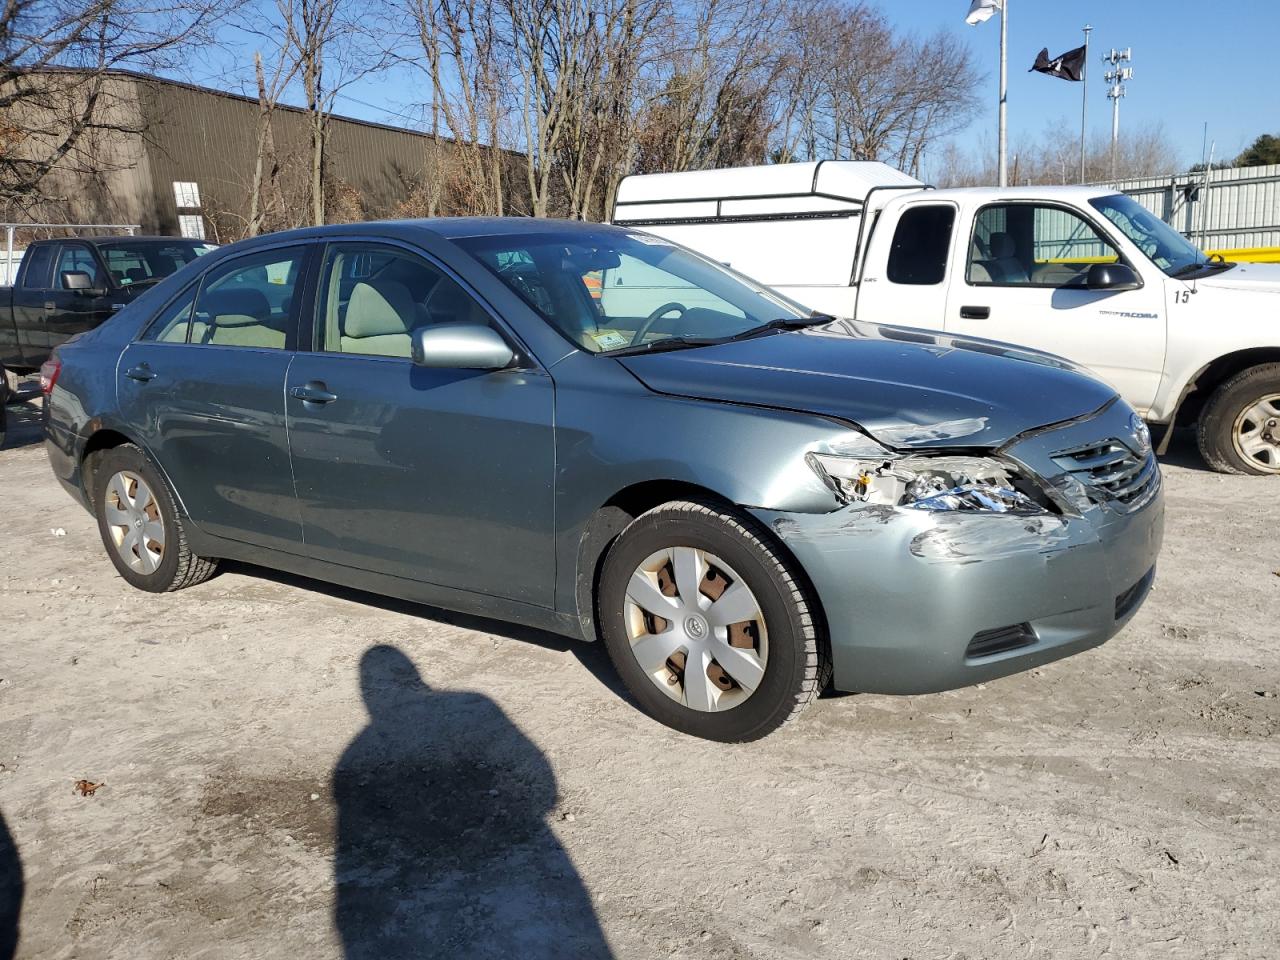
[
  {"left": 894, "top": 0, "right": 1278, "bottom": 171},
  {"left": 185, "top": 0, "right": 1278, "bottom": 175}
]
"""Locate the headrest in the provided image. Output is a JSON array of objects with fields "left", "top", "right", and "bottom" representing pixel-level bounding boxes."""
[
  {"left": 345, "top": 281, "right": 415, "bottom": 338},
  {"left": 989, "top": 232, "right": 1016, "bottom": 259},
  {"left": 126, "top": 267, "right": 148, "bottom": 283},
  {"left": 203, "top": 288, "right": 270, "bottom": 326}
]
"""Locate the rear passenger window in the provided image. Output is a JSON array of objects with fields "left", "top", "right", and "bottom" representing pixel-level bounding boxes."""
[
  {"left": 142, "top": 287, "right": 197, "bottom": 343},
  {"left": 319, "top": 244, "right": 491, "bottom": 359},
  {"left": 191, "top": 250, "right": 303, "bottom": 349},
  {"left": 20, "top": 245, "right": 55, "bottom": 288},
  {"left": 886, "top": 205, "right": 955, "bottom": 286}
]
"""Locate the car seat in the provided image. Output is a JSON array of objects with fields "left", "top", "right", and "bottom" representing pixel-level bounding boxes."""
[
  {"left": 341, "top": 280, "right": 415, "bottom": 356},
  {"left": 194, "top": 288, "right": 284, "bottom": 348}
]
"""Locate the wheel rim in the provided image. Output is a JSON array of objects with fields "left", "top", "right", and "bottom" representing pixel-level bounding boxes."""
[
  {"left": 104, "top": 470, "right": 166, "bottom": 574},
  {"left": 1231, "top": 392, "right": 1280, "bottom": 473},
  {"left": 623, "top": 546, "right": 768, "bottom": 712}
]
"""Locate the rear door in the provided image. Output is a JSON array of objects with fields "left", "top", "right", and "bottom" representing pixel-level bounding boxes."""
[
  {"left": 944, "top": 201, "right": 1166, "bottom": 412},
  {"left": 284, "top": 240, "right": 556, "bottom": 607},
  {"left": 8, "top": 243, "right": 57, "bottom": 359},
  {"left": 853, "top": 201, "right": 958, "bottom": 330},
  {"left": 116, "top": 244, "right": 313, "bottom": 553}
]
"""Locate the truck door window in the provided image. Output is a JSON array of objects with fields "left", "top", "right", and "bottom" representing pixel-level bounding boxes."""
[
  {"left": 20, "top": 245, "right": 55, "bottom": 288},
  {"left": 886, "top": 205, "right": 955, "bottom": 285},
  {"left": 56, "top": 244, "right": 105, "bottom": 290},
  {"left": 968, "top": 204, "right": 1121, "bottom": 288}
]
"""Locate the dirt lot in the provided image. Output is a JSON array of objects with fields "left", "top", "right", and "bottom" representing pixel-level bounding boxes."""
[{"left": 1, "top": 386, "right": 1277, "bottom": 960}]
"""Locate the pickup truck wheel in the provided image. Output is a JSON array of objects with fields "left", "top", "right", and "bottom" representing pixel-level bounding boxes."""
[
  {"left": 1197, "top": 363, "right": 1280, "bottom": 475},
  {"left": 92, "top": 444, "right": 219, "bottom": 592},
  {"left": 597, "top": 500, "right": 830, "bottom": 742}
]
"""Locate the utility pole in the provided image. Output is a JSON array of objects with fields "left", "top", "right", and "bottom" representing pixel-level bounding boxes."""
[
  {"left": 1079, "top": 24, "right": 1092, "bottom": 183},
  {"left": 1103, "top": 47, "right": 1133, "bottom": 183},
  {"left": 997, "top": 0, "right": 1009, "bottom": 187}
]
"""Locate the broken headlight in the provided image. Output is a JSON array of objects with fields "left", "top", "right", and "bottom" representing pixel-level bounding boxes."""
[{"left": 807, "top": 452, "right": 1049, "bottom": 514}]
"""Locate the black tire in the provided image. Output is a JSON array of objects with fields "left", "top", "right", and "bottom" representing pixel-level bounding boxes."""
[
  {"left": 597, "top": 500, "right": 830, "bottom": 742},
  {"left": 92, "top": 444, "right": 219, "bottom": 592},
  {"left": 1196, "top": 363, "right": 1280, "bottom": 475}
]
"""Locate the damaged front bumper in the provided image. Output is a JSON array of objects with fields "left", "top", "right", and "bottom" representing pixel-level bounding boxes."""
[{"left": 749, "top": 404, "right": 1166, "bottom": 695}]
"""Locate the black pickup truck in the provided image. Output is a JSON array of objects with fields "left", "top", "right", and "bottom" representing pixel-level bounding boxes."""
[{"left": 1, "top": 235, "right": 217, "bottom": 399}]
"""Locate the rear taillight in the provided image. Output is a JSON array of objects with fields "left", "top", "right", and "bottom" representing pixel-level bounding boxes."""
[{"left": 40, "top": 356, "right": 61, "bottom": 395}]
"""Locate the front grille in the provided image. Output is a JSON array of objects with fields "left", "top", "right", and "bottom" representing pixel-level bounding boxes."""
[
  {"left": 966, "top": 623, "right": 1036, "bottom": 659},
  {"left": 1115, "top": 566, "right": 1156, "bottom": 621},
  {"left": 1051, "top": 439, "right": 1159, "bottom": 508}
]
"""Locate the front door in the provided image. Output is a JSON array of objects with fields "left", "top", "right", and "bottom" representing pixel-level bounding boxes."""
[
  {"left": 285, "top": 241, "right": 556, "bottom": 607},
  {"left": 116, "top": 245, "right": 311, "bottom": 553},
  {"left": 44, "top": 242, "right": 121, "bottom": 350},
  {"left": 944, "top": 202, "right": 1167, "bottom": 414}
]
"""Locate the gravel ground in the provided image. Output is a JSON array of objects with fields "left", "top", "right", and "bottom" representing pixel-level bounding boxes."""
[{"left": 1, "top": 388, "right": 1277, "bottom": 960}]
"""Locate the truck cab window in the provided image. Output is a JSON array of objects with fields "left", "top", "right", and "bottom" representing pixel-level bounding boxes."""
[
  {"left": 20, "top": 245, "right": 55, "bottom": 288},
  {"left": 886, "top": 205, "right": 955, "bottom": 285},
  {"left": 968, "top": 204, "right": 1121, "bottom": 288},
  {"left": 56, "top": 244, "right": 105, "bottom": 290}
]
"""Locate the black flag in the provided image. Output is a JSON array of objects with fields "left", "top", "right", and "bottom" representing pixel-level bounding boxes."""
[{"left": 1030, "top": 45, "right": 1086, "bottom": 82}]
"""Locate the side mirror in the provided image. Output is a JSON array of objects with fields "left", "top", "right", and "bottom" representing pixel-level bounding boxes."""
[
  {"left": 61, "top": 271, "right": 106, "bottom": 296},
  {"left": 411, "top": 324, "right": 515, "bottom": 370},
  {"left": 1085, "top": 262, "right": 1142, "bottom": 292}
]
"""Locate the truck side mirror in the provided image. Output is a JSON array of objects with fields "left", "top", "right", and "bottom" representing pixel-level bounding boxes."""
[
  {"left": 61, "top": 271, "right": 106, "bottom": 296},
  {"left": 1085, "top": 262, "right": 1142, "bottom": 292}
]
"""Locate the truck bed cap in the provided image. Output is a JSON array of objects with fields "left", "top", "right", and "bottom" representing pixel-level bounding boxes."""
[{"left": 614, "top": 160, "right": 922, "bottom": 224}]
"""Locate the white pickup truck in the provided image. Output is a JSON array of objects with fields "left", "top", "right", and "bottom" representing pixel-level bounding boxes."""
[{"left": 612, "top": 161, "right": 1280, "bottom": 475}]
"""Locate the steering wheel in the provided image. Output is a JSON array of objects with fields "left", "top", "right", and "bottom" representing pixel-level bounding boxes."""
[{"left": 631, "top": 302, "right": 688, "bottom": 346}]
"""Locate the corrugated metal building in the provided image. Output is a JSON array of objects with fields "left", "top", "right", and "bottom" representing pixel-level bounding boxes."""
[
  {"left": 24, "top": 69, "right": 451, "bottom": 240},
  {"left": 1110, "top": 163, "right": 1280, "bottom": 252}
]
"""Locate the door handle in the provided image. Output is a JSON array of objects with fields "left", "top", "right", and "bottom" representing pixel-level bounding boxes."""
[
  {"left": 125, "top": 364, "right": 157, "bottom": 382},
  {"left": 959, "top": 305, "right": 990, "bottom": 320},
  {"left": 290, "top": 381, "right": 339, "bottom": 405},
  {"left": 44, "top": 301, "right": 55, "bottom": 311}
]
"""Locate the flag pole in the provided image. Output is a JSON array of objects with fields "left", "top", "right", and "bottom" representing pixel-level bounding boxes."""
[
  {"left": 1079, "top": 24, "right": 1092, "bottom": 183},
  {"left": 998, "top": 0, "right": 1008, "bottom": 186}
]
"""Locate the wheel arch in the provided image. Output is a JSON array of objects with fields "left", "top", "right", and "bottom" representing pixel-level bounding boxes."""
[
  {"left": 1169, "top": 347, "right": 1280, "bottom": 432},
  {"left": 80, "top": 428, "right": 138, "bottom": 506},
  {"left": 571, "top": 479, "right": 829, "bottom": 651}
]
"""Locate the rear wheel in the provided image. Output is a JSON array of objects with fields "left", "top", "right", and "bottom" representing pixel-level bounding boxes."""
[
  {"left": 597, "top": 500, "right": 829, "bottom": 741},
  {"left": 92, "top": 444, "right": 219, "bottom": 592},
  {"left": 1197, "top": 363, "right": 1280, "bottom": 474}
]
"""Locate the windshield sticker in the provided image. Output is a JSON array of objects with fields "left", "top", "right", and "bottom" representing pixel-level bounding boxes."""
[
  {"left": 627, "top": 234, "right": 671, "bottom": 246},
  {"left": 591, "top": 331, "right": 630, "bottom": 350}
]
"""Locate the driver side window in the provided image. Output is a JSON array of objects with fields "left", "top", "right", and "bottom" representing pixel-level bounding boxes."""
[
  {"left": 318, "top": 244, "right": 494, "bottom": 359},
  {"left": 968, "top": 204, "right": 1121, "bottom": 288}
]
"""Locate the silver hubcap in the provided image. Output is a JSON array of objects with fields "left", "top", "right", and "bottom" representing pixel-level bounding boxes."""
[
  {"left": 623, "top": 547, "right": 768, "bottom": 712},
  {"left": 1232, "top": 393, "right": 1280, "bottom": 473},
  {"left": 104, "top": 470, "right": 166, "bottom": 574}
]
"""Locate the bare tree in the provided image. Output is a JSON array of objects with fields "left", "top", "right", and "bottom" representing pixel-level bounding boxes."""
[
  {"left": 775, "top": 2, "right": 980, "bottom": 176},
  {"left": 0, "top": 0, "right": 232, "bottom": 215}
]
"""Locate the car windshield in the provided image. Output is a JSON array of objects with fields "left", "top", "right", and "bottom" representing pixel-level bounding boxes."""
[
  {"left": 97, "top": 240, "right": 218, "bottom": 287},
  {"left": 1089, "top": 194, "right": 1210, "bottom": 276},
  {"left": 452, "top": 227, "right": 810, "bottom": 354}
]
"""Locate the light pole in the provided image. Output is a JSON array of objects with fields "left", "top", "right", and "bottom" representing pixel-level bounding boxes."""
[
  {"left": 997, "top": 0, "right": 1009, "bottom": 187},
  {"left": 1103, "top": 47, "right": 1133, "bottom": 183},
  {"left": 1079, "top": 24, "right": 1092, "bottom": 183}
]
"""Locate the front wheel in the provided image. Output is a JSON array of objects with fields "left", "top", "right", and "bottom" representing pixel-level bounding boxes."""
[
  {"left": 597, "top": 500, "right": 829, "bottom": 741},
  {"left": 92, "top": 444, "right": 219, "bottom": 592},
  {"left": 1197, "top": 363, "right": 1280, "bottom": 474}
]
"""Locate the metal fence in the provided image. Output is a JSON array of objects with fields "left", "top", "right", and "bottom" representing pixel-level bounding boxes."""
[
  {"left": 1, "top": 223, "right": 140, "bottom": 285},
  {"left": 1107, "top": 164, "right": 1280, "bottom": 254}
]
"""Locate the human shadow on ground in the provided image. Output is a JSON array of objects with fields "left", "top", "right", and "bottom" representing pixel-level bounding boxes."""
[
  {"left": 0, "top": 807, "right": 21, "bottom": 960},
  {"left": 333, "top": 644, "right": 614, "bottom": 960}
]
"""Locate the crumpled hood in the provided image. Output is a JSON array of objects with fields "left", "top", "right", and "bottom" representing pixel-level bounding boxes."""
[
  {"left": 1195, "top": 261, "right": 1280, "bottom": 294},
  {"left": 618, "top": 319, "right": 1119, "bottom": 449}
]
